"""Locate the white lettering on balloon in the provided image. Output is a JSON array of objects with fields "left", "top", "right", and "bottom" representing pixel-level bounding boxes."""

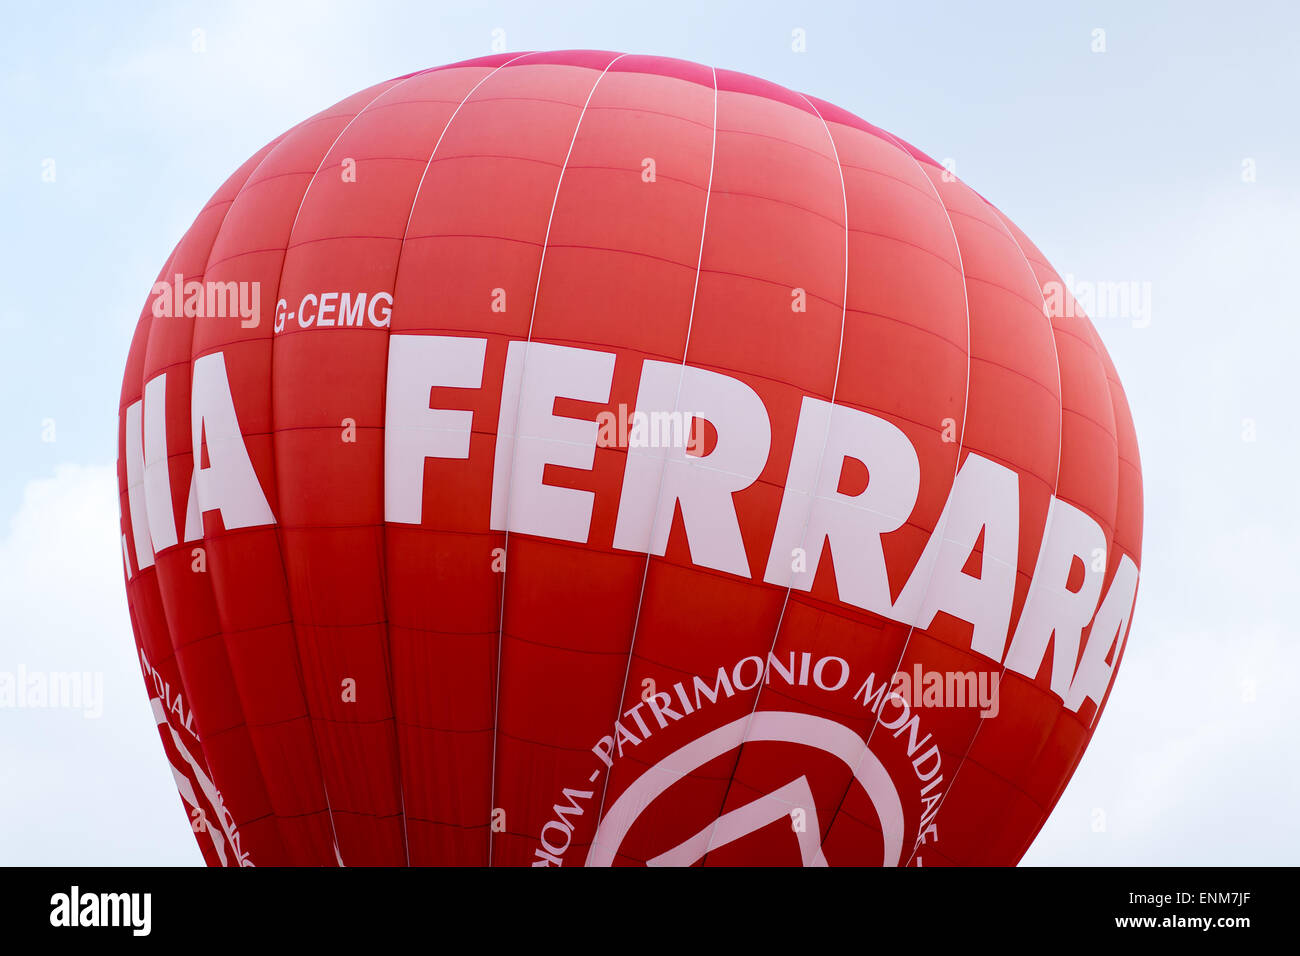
[{"left": 119, "top": 336, "right": 1140, "bottom": 725}]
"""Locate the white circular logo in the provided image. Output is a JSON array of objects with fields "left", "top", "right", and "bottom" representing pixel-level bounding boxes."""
[{"left": 585, "top": 711, "right": 905, "bottom": 866}]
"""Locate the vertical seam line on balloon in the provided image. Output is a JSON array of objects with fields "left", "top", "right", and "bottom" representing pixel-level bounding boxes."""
[
  {"left": 697, "top": 90, "right": 851, "bottom": 865},
  {"left": 382, "top": 51, "right": 536, "bottom": 869},
  {"left": 899, "top": 206, "right": 1068, "bottom": 866},
  {"left": 261, "top": 74, "right": 424, "bottom": 865},
  {"left": 181, "top": 152, "right": 292, "bottom": 864},
  {"left": 1084, "top": 341, "right": 1133, "bottom": 733},
  {"left": 812, "top": 130, "right": 974, "bottom": 865},
  {"left": 487, "top": 51, "right": 630, "bottom": 866},
  {"left": 587, "top": 63, "right": 719, "bottom": 863},
  {"left": 987, "top": 208, "right": 1064, "bottom": 492},
  {"left": 139, "top": 143, "right": 290, "bottom": 865},
  {"left": 130, "top": 245, "right": 237, "bottom": 862}
]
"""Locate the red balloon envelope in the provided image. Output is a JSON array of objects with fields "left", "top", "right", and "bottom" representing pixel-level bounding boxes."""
[{"left": 117, "top": 51, "right": 1142, "bottom": 866}]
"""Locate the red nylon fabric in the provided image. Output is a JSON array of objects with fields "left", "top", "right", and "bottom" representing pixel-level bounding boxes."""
[{"left": 118, "top": 52, "right": 1142, "bottom": 866}]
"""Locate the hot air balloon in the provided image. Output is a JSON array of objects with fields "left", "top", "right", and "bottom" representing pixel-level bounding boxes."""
[{"left": 117, "top": 51, "right": 1142, "bottom": 866}]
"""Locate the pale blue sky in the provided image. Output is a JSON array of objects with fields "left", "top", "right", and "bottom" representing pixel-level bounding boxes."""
[{"left": 1, "top": 1, "right": 1296, "bottom": 864}]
